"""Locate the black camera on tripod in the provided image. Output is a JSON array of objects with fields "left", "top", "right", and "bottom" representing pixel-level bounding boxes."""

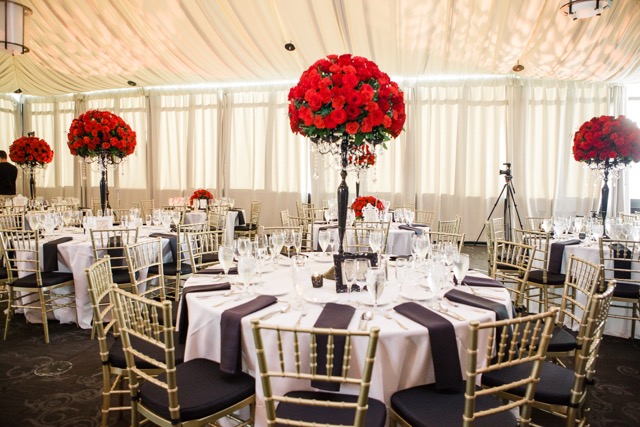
[{"left": 499, "top": 162, "right": 512, "bottom": 179}]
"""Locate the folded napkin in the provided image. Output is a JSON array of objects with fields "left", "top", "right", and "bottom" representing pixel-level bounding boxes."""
[
  {"left": 548, "top": 239, "right": 581, "bottom": 274},
  {"left": 195, "top": 266, "right": 238, "bottom": 275},
  {"left": 310, "top": 303, "right": 356, "bottom": 391},
  {"left": 610, "top": 243, "right": 633, "bottom": 280},
  {"left": 220, "top": 295, "right": 277, "bottom": 374},
  {"left": 394, "top": 302, "right": 463, "bottom": 392},
  {"left": 42, "top": 237, "right": 73, "bottom": 272},
  {"left": 177, "top": 282, "right": 231, "bottom": 344},
  {"left": 461, "top": 274, "right": 505, "bottom": 288},
  {"left": 318, "top": 224, "right": 339, "bottom": 232},
  {"left": 398, "top": 224, "right": 424, "bottom": 236},
  {"left": 149, "top": 232, "right": 177, "bottom": 262},
  {"left": 230, "top": 208, "right": 245, "bottom": 225}
]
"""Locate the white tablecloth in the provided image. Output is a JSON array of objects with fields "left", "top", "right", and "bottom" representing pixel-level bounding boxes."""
[
  {"left": 184, "top": 209, "right": 244, "bottom": 244},
  {"left": 179, "top": 257, "right": 511, "bottom": 427}
]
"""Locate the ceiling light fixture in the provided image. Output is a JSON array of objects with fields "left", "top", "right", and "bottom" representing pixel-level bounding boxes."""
[
  {"left": 127, "top": 80, "right": 137, "bottom": 86},
  {"left": 284, "top": 42, "right": 296, "bottom": 51},
  {"left": 512, "top": 60, "right": 525, "bottom": 72},
  {"left": 560, "top": 0, "right": 612, "bottom": 20},
  {"left": 0, "top": 0, "right": 33, "bottom": 55}
]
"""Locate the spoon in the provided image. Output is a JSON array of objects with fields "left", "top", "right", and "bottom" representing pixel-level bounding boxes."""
[
  {"left": 258, "top": 303, "right": 291, "bottom": 321},
  {"left": 359, "top": 311, "right": 373, "bottom": 331},
  {"left": 436, "top": 304, "right": 465, "bottom": 321},
  {"left": 384, "top": 310, "right": 407, "bottom": 330}
]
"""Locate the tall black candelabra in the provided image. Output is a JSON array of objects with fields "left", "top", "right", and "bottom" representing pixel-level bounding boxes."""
[
  {"left": 599, "top": 159, "right": 611, "bottom": 238},
  {"left": 337, "top": 135, "right": 350, "bottom": 254}
]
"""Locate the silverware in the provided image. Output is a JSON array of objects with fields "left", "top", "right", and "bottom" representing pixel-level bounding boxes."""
[
  {"left": 258, "top": 304, "right": 291, "bottom": 321},
  {"left": 359, "top": 311, "right": 373, "bottom": 331},
  {"left": 384, "top": 310, "right": 408, "bottom": 330},
  {"left": 435, "top": 305, "right": 465, "bottom": 321},
  {"left": 294, "top": 311, "right": 307, "bottom": 327},
  {"left": 211, "top": 295, "right": 243, "bottom": 307},
  {"left": 444, "top": 298, "right": 486, "bottom": 313}
]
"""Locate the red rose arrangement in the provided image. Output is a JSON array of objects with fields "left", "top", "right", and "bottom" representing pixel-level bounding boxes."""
[
  {"left": 572, "top": 115, "right": 640, "bottom": 169},
  {"left": 288, "top": 54, "right": 406, "bottom": 148},
  {"left": 9, "top": 136, "right": 54, "bottom": 168},
  {"left": 67, "top": 110, "right": 136, "bottom": 159},
  {"left": 190, "top": 189, "right": 214, "bottom": 206},
  {"left": 351, "top": 196, "right": 385, "bottom": 220}
]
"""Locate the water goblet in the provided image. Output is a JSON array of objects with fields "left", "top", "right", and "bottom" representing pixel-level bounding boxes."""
[
  {"left": 343, "top": 258, "right": 357, "bottom": 304},
  {"left": 236, "top": 237, "right": 251, "bottom": 258},
  {"left": 318, "top": 230, "right": 330, "bottom": 257},
  {"left": 171, "top": 211, "right": 181, "bottom": 228},
  {"left": 369, "top": 229, "right": 383, "bottom": 256},
  {"left": 161, "top": 212, "right": 172, "bottom": 231},
  {"left": 237, "top": 255, "right": 257, "bottom": 296},
  {"left": 218, "top": 246, "right": 234, "bottom": 280},
  {"left": 354, "top": 257, "right": 371, "bottom": 294},
  {"left": 366, "top": 266, "right": 386, "bottom": 312},
  {"left": 271, "top": 231, "right": 285, "bottom": 264},
  {"left": 452, "top": 253, "right": 470, "bottom": 285},
  {"left": 283, "top": 229, "right": 295, "bottom": 259},
  {"left": 120, "top": 214, "right": 129, "bottom": 228},
  {"left": 145, "top": 214, "right": 152, "bottom": 226}
]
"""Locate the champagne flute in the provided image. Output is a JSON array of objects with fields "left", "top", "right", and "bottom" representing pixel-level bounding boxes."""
[
  {"left": 218, "top": 246, "right": 234, "bottom": 280},
  {"left": 343, "top": 259, "right": 357, "bottom": 304},
  {"left": 283, "top": 229, "right": 295, "bottom": 259},
  {"left": 354, "top": 257, "right": 371, "bottom": 294},
  {"left": 293, "top": 231, "right": 303, "bottom": 256},
  {"left": 291, "top": 255, "right": 309, "bottom": 309},
  {"left": 318, "top": 230, "right": 329, "bottom": 257},
  {"left": 328, "top": 229, "right": 338, "bottom": 255},
  {"left": 366, "top": 267, "right": 386, "bottom": 312}
]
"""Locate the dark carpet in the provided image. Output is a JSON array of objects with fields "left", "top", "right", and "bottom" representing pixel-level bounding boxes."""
[{"left": 0, "top": 245, "right": 638, "bottom": 426}]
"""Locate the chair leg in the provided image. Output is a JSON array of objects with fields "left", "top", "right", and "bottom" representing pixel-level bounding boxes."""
[
  {"left": 4, "top": 289, "right": 14, "bottom": 340},
  {"left": 38, "top": 288, "right": 50, "bottom": 344}
]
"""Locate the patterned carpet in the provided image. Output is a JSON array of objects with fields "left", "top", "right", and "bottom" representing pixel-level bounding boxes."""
[{"left": 0, "top": 245, "right": 638, "bottom": 426}]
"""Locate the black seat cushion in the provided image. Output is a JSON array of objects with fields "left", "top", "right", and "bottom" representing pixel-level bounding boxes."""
[
  {"left": 108, "top": 332, "right": 186, "bottom": 369},
  {"left": 150, "top": 263, "right": 192, "bottom": 277},
  {"left": 547, "top": 326, "right": 578, "bottom": 353},
  {"left": 481, "top": 360, "right": 576, "bottom": 407},
  {"left": 390, "top": 383, "right": 515, "bottom": 427},
  {"left": 10, "top": 271, "right": 74, "bottom": 288},
  {"left": 527, "top": 270, "right": 566, "bottom": 285},
  {"left": 276, "top": 390, "right": 386, "bottom": 427},
  {"left": 0, "top": 266, "right": 8, "bottom": 280},
  {"left": 612, "top": 281, "right": 640, "bottom": 299},
  {"left": 234, "top": 224, "right": 257, "bottom": 232},
  {"left": 139, "top": 358, "right": 254, "bottom": 422},
  {"left": 111, "top": 270, "right": 133, "bottom": 284},
  {"left": 201, "top": 253, "right": 218, "bottom": 264}
]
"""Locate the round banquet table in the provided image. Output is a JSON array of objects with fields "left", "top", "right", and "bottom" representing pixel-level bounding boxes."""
[{"left": 179, "top": 255, "right": 512, "bottom": 427}]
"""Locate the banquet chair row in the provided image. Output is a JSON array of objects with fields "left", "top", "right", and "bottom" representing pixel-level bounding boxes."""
[
  {"left": 0, "top": 212, "right": 25, "bottom": 230},
  {"left": 0, "top": 228, "right": 76, "bottom": 343}
]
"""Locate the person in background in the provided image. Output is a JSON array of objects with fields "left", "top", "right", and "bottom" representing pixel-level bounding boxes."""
[{"left": 0, "top": 150, "right": 18, "bottom": 195}]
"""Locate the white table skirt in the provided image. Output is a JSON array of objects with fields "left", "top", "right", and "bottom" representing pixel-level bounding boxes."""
[
  {"left": 184, "top": 209, "right": 243, "bottom": 244},
  {"left": 179, "top": 256, "right": 511, "bottom": 427}
]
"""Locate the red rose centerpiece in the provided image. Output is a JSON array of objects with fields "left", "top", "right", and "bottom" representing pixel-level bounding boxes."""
[
  {"left": 67, "top": 110, "right": 137, "bottom": 212},
  {"left": 572, "top": 115, "right": 640, "bottom": 236},
  {"left": 9, "top": 136, "right": 54, "bottom": 199},
  {"left": 190, "top": 189, "right": 214, "bottom": 209},
  {"left": 351, "top": 196, "right": 385, "bottom": 220},
  {"left": 288, "top": 54, "right": 405, "bottom": 257}
]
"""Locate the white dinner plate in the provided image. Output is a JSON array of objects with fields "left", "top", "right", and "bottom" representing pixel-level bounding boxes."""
[
  {"left": 304, "top": 294, "right": 338, "bottom": 304},
  {"left": 255, "top": 285, "right": 289, "bottom": 296},
  {"left": 313, "top": 253, "right": 333, "bottom": 263},
  {"left": 359, "top": 294, "right": 394, "bottom": 307},
  {"left": 400, "top": 287, "right": 433, "bottom": 301}
]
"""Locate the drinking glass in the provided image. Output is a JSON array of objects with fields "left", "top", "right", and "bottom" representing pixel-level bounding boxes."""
[
  {"left": 405, "top": 210, "right": 415, "bottom": 226},
  {"left": 291, "top": 255, "right": 309, "bottom": 309},
  {"left": 27, "top": 213, "right": 40, "bottom": 231},
  {"left": 354, "top": 257, "right": 371, "bottom": 293},
  {"left": 293, "top": 231, "right": 303, "bottom": 256},
  {"left": 42, "top": 214, "right": 57, "bottom": 237},
  {"left": 283, "top": 229, "right": 295, "bottom": 259},
  {"left": 541, "top": 218, "right": 552, "bottom": 233},
  {"left": 236, "top": 237, "right": 251, "bottom": 258},
  {"left": 271, "top": 231, "right": 285, "bottom": 264},
  {"left": 62, "top": 210, "right": 72, "bottom": 228},
  {"left": 318, "top": 230, "right": 330, "bottom": 256},
  {"left": 591, "top": 223, "right": 603, "bottom": 241},
  {"left": 171, "top": 211, "right": 181, "bottom": 228},
  {"left": 632, "top": 226, "right": 640, "bottom": 241},
  {"left": 145, "top": 214, "right": 152, "bottom": 226},
  {"left": 218, "top": 246, "right": 234, "bottom": 279},
  {"left": 366, "top": 267, "right": 386, "bottom": 311},
  {"left": 161, "top": 212, "right": 172, "bottom": 230},
  {"left": 328, "top": 229, "right": 338, "bottom": 254},
  {"left": 237, "top": 255, "right": 257, "bottom": 296},
  {"left": 369, "top": 230, "right": 383, "bottom": 255},
  {"left": 343, "top": 258, "right": 357, "bottom": 303},
  {"left": 452, "top": 253, "right": 470, "bottom": 285},
  {"left": 120, "top": 214, "right": 129, "bottom": 228},
  {"left": 429, "top": 260, "right": 447, "bottom": 306}
]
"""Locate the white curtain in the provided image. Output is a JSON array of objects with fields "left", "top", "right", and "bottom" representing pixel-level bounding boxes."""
[{"left": 15, "top": 77, "right": 625, "bottom": 240}]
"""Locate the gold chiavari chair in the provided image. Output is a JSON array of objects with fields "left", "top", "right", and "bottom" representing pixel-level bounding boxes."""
[
  {"left": 0, "top": 211, "right": 24, "bottom": 229},
  {"left": 437, "top": 215, "right": 462, "bottom": 234},
  {"left": 429, "top": 231, "right": 465, "bottom": 252},
  {"left": 491, "top": 239, "right": 535, "bottom": 312},
  {"left": 234, "top": 200, "right": 262, "bottom": 239},
  {"left": 90, "top": 228, "right": 139, "bottom": 292},
  {"left": 414, "top": 209, "right": 436, "bottom": 227},
  {"left": 347, "top": 220, "right": 391, "bottom": 254}
]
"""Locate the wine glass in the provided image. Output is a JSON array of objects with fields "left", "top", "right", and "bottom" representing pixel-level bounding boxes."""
[
  {"left": 291, "top": 255, "right": 309, "bottom": 309},
  {"left": 293, "top": 231, "right": 303, "bottom": 256},
  {"left": 343, "top": 258, "right": 357, "bottom": 303},
  {"left": 283, "top": 229, "right": 295, "bottom": 259},
  {"left": 354, "top": 257, "right": 371, "bottom": 294},
  {"left": 452, "top": 253, "right": 470, "bottom": 285},
  {"left": 171, "top": 211, "right": 181, "bottom": 228},
  {"left": 218, "top": 246, "right": 234, "bottom": 280},
  {"left": 236, "top": 237, "right": 251, "bottom": 259},
  {"left": 27, "top": 212, "right": 40, "bottom": 231},
  {"left": 161, "top": 212, "right": 172, "bottom": 231},
  {"left": 62, "top": 210, "right": 73, "bottom": 228},
  {"left": 42, "top": 214, "right": 57, "bottom": 237},
  {"left": 237, "top": 255, "right": 257, "bottom": 296},
  {"left": 145, "top": 214, "right": 152, "bottom": 226},
  {"left": 366, "top": 266, "right": 386, "bottom": 312},
  {"left": 369, "top": 230, "right": 383, "bottom": 256},
  {"left": 405, "top": 210, "right": 415, "bottom": 226},
  {"left": 328, "top": 229, "right": 338, "bottom": 255},
  {"left": 120, "top": 214, "right": 130, "bottom": 228},
  {"left": 318, "top": 230, "right": 329, "bottom": 257},
  {"left": 271, "top": 231, "right": 285, "bottom": 264}
]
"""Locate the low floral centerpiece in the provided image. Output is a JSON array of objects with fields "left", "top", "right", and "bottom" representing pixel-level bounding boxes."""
[
  {"left": 351, "top": 196, "right": 385, "bottom": 220},
  {"left": 9, "top": 135, "right": 55, "bottom": 199},
  {"left": 571, "top": 114, "right": 640, "bottom": 236},
  {"left": 190, "top": 189, "right": 214, "bottom": 209},
  {"left": 67, "top": 109, "right": 137, "bottom": 212}
]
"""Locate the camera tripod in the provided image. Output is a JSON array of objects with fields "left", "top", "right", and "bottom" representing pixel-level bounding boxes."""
[{"left": 475, "top": 163, "right": 523, "bottom": 244}]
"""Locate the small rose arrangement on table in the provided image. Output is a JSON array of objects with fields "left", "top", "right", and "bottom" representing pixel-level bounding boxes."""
[
  {"left": 351, "top": 196, "right": 385, "bottom": 220},
  {"left": 190, "top": 189, "right": 214, "bottom": 207},
  {"left": 9, "top": 136, "right": 54, "bottom": 168},
  {"left": 572, "top": 115, "right": 640, "bottom": 169}
]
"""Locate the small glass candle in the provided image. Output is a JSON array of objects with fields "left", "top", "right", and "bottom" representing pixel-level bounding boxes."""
[{"left": 311, "top": 273, "right": 323, "bottom": 288}]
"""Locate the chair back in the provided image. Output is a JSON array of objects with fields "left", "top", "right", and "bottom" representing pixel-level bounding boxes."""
[
  {"left": 0, "top": 229, "right": 42, "bottom": 283},
  {"left": 179, "top": 221, "right": 208, "bottom": 233},
  {"left": 90, "top": 228, "right": 139, "bottom": 287},
  {"left": 251, "top": 319, "right": 380, "bottom": 427},
  {"left": 556, "top": 255, "right": 602, "bottom": 337},
  {"left": 207, "top": 204, "right": 229, "bottom": 231},
  {"left": 186, "top": 229, "right": 223, "bottom": 272},
  {"left": 465, "top": 309, "right": 557, "bottom": 426},
  {"left": 414, "top": 209, "right": 435, "bottom": 227},
  {"left": 618, "top": 213, "right": 636, "bottom": 224},
  {"left": 429, "top": 231, "right": 465, "bottom": 252},
  {"left": 280, "top": 209, "right": 291, "bottom": 227},
  {"left": 524, "top": 217, "right": 547, "bottom": 231},
  {"left": 490, "top": 217, "right": 505, "bottom": 241},
  {"left": 347, "top": 221, "right": 390, "bottom": 254},
  {"left": 0, "top": 212, "right": 24, "bottom": 230},
  {"left": 109, "top": 286, "right": 179, "bottom": 423},
  {"left": 85, "top": 257, "right": 118, "bottom": 361},
  {"left": 287, "top": 216, "right": 314, "bottom": 252},
  {"left": 598, "top": 238, "right": 639, "bottom": 287},
  {"left": 491, "top": 239, "right": 535, "bottom": 309},
  {"left": 125, "top": 238, "right": 165, "bottom": 300},
  {"left": 513, "top": 229, "right": 551, "bottom": 280},
  {"left": 437, "top": 216, "right": 462, "bottom": 234},
  {"left": 248, "top": 200, "right": 262, "bottom": 226}
]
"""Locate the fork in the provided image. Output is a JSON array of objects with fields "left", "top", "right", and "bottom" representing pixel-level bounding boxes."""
[
  {"left": 258, "top": 304, "right": 291, "bottom": 321},
  {"left": 384, "top": 310, "right": 408, "bottom": 330},
  {"left": 212, "top": 295, "right": 243, "bottom": 307},
  {"left": 294, "top": 312, "right": 307, "bottom": 327},
  {"left": 435, "top": 304, "right": 465, "bottom": 321},
  {"left": 444, "top": 298, "right": 486, "bottom": 313}
]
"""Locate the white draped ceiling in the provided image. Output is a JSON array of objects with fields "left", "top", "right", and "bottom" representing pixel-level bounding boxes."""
[{"left": 1, "top": 0, "right": 640, "bottom": 96}]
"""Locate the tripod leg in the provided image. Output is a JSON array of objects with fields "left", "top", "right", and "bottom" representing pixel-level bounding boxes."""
[
  {"left": 474, "top": 183, "right": 509, "bottom": 244},
  {"left": 507, "top": 182, "right": 524, "bottom": 229}
]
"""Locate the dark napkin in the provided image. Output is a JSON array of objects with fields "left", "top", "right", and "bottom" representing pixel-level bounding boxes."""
[
  {"left": 398, "top": 224, "right": 424, "bottom": 235},
  {"left": 230, "top": 208, "right": 245, "bottom": 225},
  {"left": 394, "top": 302, "right": 463, "bottom": 392},
  {"left": 461, "top": 274, "right": 505, "bottom": 288},
  {"left": 220, "top": 295, "right": 277, "bottom": 374},
  {"left": 318, "top": 224, "right": 339, "bottom": 232},
  {"left": 149, "top": 232, "right": 177, "bottom": 262},
  {"left": 611, "top": 243, "right": 633, "bottom": 280},
  {"left": 177, "top": 282, "right": 231, "bottom": 344},
  {"left": 548, "top": 239, "right": 581, "bottom": 274},
  {"left": 42, "top": 237, "right": 73, "bottom": 272},
  {"left": 310, "top": 303, "right": 356, "bottom": 391},
  {"left": 195, "top": 266, "right": 238, "bottom": 275}
]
